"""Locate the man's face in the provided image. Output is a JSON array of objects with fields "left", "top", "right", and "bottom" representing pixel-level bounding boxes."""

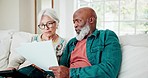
[
  {"left": 73, "top": 13, "right": 90, "bottom": 41},
  {"left": 73, "top": 15, "right": 86, "bottom": 35}
]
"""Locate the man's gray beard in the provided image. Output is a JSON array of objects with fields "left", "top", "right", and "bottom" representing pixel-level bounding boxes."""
[{"left": 76, "top": 25, "right": 90, "bottom": 41}]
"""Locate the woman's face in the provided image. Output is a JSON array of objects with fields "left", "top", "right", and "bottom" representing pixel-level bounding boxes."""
[{"left": 39, "top": 15, "right": 57, "bottom": 37}]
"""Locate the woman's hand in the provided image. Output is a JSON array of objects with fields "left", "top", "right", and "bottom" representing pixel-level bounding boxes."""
[
  {"left": 49, "top": 65, "right": 69, "bottom": 78},
  {"left": 5, "top": 67, "right": 16, "bottom": 70}
]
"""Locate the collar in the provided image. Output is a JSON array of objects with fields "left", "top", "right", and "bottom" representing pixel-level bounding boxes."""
[{"left": 88, "top": 29, "right": 99, "bottom": 39}]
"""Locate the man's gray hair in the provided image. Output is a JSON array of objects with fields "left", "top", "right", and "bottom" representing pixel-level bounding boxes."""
[{"left": 37, "top": 8, "right": 59, "bottom": 25}]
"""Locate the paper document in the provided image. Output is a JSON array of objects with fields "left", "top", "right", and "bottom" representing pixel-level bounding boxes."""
[{"left": 16, "top": 40, "right": 58, "bottom": 71}]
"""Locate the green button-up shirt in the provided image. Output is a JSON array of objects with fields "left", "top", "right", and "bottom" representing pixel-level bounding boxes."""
[{"left": 60, "top": 29, "right": 122, "bottom": 78}]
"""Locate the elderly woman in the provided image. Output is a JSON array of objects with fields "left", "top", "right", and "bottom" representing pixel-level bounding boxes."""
[{"left": 6, "top": 8, "right": 66, "bottom": 78}]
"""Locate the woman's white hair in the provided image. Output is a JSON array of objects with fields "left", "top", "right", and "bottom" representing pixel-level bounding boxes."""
[{"left": 37, "top": 8, "right": 59, "bottom": 26}]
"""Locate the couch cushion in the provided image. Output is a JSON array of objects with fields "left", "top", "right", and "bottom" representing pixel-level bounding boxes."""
[
  {"left": 0, "top": 30, "right": 14, "bottom": 70},
  {"left": 118, "top": 45, "right": 148, "bottom": 78},
  {"left": 8, "top": 32, "right": 33, "bottom": 68},
  {"left": 119, "top": 34, "right": 148, "bottom": 47},
  {"left": 118, "top": 34, "right": 148, "bottom": 78},
  {"left": 10, "top": 32, "right": 33, "bottom": 51}
]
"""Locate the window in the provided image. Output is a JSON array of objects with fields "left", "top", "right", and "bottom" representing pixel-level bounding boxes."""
[{"left": 76, "top": 0, "right": 148, "bottom": 35}]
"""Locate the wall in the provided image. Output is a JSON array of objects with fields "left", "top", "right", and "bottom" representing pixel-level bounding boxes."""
[
  {"left": 0, "top": 0, "right": 19, "bottom": 30},
  {"left": 54, "top": 0, "right": 76, "bottom": 41},
  {"left": 19, "top": 0, "right": 35, "bottom": 33},
  {"left": 0, "top": 0, "right": 76, "bottom": 40},
  {"left": 0, "top": 0, "right": 35, "bottom": 33}
]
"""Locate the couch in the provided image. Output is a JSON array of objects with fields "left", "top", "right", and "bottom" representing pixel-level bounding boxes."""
[
  {"left": 0, "top": 30, "right": 148, "bottom": 78},
  {"left": 0, "top": 30, "right": 33, "bottom": 71}
]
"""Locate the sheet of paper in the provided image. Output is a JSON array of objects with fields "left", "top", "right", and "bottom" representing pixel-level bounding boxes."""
[{"left": 16, "top": 40, "right": 58, "bottom": 71}]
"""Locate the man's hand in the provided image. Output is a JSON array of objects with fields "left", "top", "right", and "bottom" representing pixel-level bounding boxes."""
[{"left": 49, "top": 65, "right": 69, "bottom": 78}]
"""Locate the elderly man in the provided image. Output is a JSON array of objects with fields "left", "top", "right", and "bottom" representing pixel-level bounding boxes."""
[{"left": 49, "top": 7, "right": 122, "bottom": 78}]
